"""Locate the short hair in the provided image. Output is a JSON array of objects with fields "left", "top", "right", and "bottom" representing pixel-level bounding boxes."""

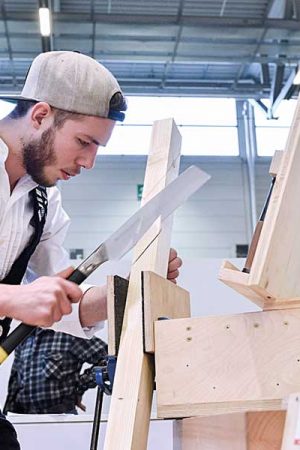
[{"left": 7, "top": 91, "right": 127, "bottom": 127}]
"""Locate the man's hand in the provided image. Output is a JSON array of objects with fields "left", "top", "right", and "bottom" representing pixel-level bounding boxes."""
[
  {"left": 3, "top": 271, "right": 82, "bottom": 327},
  {"left": 167, "top": 248, "right": 182, "bottom": 284}
]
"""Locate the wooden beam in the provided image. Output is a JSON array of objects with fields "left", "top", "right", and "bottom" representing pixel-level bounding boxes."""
[
  {"left": 142, "top": 271, "right": 190, "bottom": 353},
  {"left": 247, "top": 411, "right": 286, "bottom": 450},
  {"left": 173, "top": 414, "right": 247, "bottom": 450},
  {"left": 155, "top": 309, "right": 300, "bottom": 418},
  {"left": 281, "top": 393, "right": 300, "bottom": 450},
  {"left": 219, "top": 97, "right": 300, "bottom": 307},
  {"left": 249, "top": 96, "right": 300, "bottom": 300},
  {"left": 104, "top": 118, "right": 182, "bottom": 450},
  {"left": 173, "top": 411, "right": 285, "bottom": 450},
  {"left": 269, "top": 150, "right": 284, "bottom": 177}
]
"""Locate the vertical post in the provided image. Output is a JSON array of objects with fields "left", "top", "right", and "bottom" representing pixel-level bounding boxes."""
[
  {"left": 104, "top": 118, "right": 182, "bottom": 450},
  {"left": 236, "top": 101, "right": 257, "bottom": 234},
  {"left": 281, "top": 394, "right": 300, "bottom": 450}
]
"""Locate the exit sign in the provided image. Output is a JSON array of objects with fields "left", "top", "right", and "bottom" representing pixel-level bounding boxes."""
[{"left": 137, "top": 184, "right": 144, "bottom": 201}]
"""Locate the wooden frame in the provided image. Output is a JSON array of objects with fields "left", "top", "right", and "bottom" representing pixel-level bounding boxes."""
[
  {"left": 155, "top": 309, "right": 300, "bottom": 418},
  {"left": 219, "top": 99, "right": 300, "bottom": 310}
]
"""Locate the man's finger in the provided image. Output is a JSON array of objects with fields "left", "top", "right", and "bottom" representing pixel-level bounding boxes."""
[
  {"left": 55, "top": 266, "right": 75, "bottom": 279},
  {"left": 168, "top": 257, "right": 182, "bottom": 272},
  {"left": 169, "top": 248, "right": 178, "bottom": 262},
  {"left": 60, "top": 279, "right": 82, "bottom": 303},
  {"left": 59, "top": 295, "right": 74, "bottom": 315},
  {"left": 167, "top": 269, "right": 179, "bottom": 280}
]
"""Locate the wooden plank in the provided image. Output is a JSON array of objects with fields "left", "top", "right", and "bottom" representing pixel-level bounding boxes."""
[
  {"left": 269, "top": 150, "right": 284, "bottom": 177},
  {"left": 155, "top": 309, "right": 300, "bottom": 418},
  {"left": 281, "top": 393, "right": 300, "bottom": 450},
  {"left": 219, "top": 261, "right": 300, "bottom": 310},
  {"left": 173, "top": 414, "right": 247, "bottom": 450},
  {"left": 173, "top": 412, "right": 285, "bottom": 450},
  {"left": 219, "top": 99, "right": 300, "bottom": 307},
  {"left": 107, "top": 275, "right": 129, "bottom": 356},
  {"left": 142, "top": 271, "right": 190, "bottom": 353},
  {"left": 247, "top": 411, "right": 286, "bottom": 450},
  {"left": 218, "top": 260, "right": 269, "bottom": 307},
  {"left": 249, "top": 96, "right": 300, "bottom": 300},
  {"left": 104, "top": 118, "right": 182, "bottom": 450}
]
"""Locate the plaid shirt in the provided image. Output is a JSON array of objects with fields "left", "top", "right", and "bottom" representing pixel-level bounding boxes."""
[{"left": 4, "top": 328, "right": 107, "bottom": 414}]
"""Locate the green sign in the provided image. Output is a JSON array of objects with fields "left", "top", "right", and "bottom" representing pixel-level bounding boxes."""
[{"left": 137, "top": 184, "right": 144, "bottom": 201}]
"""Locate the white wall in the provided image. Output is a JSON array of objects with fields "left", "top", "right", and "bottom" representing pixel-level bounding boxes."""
[{"left": 60, "top": 155, "right": 256, "bottom": 260}]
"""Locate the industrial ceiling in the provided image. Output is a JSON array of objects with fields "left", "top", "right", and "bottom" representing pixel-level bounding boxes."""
[{"left": 1, "top": 0, "right": 300, "bottom": 116}]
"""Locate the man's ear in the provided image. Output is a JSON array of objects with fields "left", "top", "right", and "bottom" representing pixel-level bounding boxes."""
[{"left": 30, "top": 102, "right": 52, "bottom": 129}]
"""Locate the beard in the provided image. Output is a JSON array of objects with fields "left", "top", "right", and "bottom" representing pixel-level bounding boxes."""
[{"left": 22, "top": 126, "right": 58, "bottom": 187}]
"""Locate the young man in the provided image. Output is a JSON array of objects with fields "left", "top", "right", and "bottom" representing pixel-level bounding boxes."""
[{"left": 0, "top": 51, "right": 182, "bottom": 448}]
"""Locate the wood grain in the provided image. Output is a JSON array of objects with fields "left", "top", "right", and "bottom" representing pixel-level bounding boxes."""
[
  {"left": 104, "top": 118, "right": 182, "bottom": 450},
  {"left": 155, "top": 309, "right": 300, "bottom": 418}
]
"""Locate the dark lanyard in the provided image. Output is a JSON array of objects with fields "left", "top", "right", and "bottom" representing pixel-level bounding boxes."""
[{"left": 0, "top": 186, "right": 48, "bottom": 343}]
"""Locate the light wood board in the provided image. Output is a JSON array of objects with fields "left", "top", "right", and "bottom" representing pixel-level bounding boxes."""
[
  {"left": 104, "top": 118, "right": 182, "bottom": 450},
  {"left": 155, "top": 309, "right": 300, "bottom": 418},
  {"left": 142, "top": 271, "right": 190, "bottom": 353},
  {"left": 173, "top": 411, "right": 285, "bottom": 450},
  {"left": 249, "top": 96, "right": 300, "bottom": 300}
]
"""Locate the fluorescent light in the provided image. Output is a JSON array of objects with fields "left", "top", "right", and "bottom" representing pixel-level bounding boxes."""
[{"left": 39, "top": 7, "right": 51, "bottom": 37}]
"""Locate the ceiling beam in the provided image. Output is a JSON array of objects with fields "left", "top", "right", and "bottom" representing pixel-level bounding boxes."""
[
  {"left": 269, "top": 66, "right": 297, "bottom": 116},
  {"left": 1, "top": 12, "right": 300, "bottom": 29},
  {"left": 160, "top": 0, "right": 185, "bottom": 89},
  {"left": 250, "top": 99, "right": 268, "bottom": 115},
  {"left": 1, "top": 2, "right": 17, "bottom": 88},
  {"left": 294, "top": 0, "right": 300, "bottom": 19},
  {"left": 260, "top": 63, "right": 270, "bottom": 85},
  {"left": 268, "top": 63, "right": 285, "bottom": 117}
]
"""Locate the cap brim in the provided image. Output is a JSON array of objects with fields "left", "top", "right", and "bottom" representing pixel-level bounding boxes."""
[
  {"left": 0, "top": 95, "right": 126, "bottom": 122},
  {"left": 0, "top": 95, "right": 35, "bottom": 104}
]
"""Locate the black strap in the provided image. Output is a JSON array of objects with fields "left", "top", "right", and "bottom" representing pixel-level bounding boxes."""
[{"left": 0, "top": 186, "right": 48, "bottom": 343}]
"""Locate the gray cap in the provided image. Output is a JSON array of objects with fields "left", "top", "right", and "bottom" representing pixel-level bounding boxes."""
[{"left": 1, "top": 51, "right": 126, "bottom": 121}]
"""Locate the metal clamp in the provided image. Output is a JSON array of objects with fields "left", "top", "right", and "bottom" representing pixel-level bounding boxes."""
[{"left": 94, "top": 356, "right": 117, "bottom": 396}]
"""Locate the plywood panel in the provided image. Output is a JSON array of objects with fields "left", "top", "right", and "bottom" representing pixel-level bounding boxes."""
[
  {"left": 247, "top": 411, "right": 285, "bottom": 450},
  {"left": 173, "top": 411, "right": 285, "bottom": 450},
  {"left": 155, "top": 310, "right": 300, "bottom": 418},
  {"left": 174, "top": 414, "right": 247, "bottom": 450},
  {"left": 142, "top": 271, "right": 190, "bottom": 353}
]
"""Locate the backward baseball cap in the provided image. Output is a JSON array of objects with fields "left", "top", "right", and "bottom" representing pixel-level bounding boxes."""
[{"left": 1, "top": 51, "right": 126, "bottom": 121}]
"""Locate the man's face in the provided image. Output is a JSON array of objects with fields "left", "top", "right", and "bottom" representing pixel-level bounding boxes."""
[{"left": 22, "top": 115, "right": 115, "bottom": 187}]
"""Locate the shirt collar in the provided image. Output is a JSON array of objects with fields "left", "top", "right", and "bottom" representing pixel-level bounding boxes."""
[
  {"left": 0, "top": 137, "right": 9, "bottom": 165},
  {"left": 0, "top": 137, "right": 37, "bottom": 192}
]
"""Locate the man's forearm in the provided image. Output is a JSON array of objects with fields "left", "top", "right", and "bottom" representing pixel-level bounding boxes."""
[
  {"left": 79, "top": 285, "right": 108, "bottom": 327},
  {"left": 0, "top": 284, "right": 18, "bottom": 317}
]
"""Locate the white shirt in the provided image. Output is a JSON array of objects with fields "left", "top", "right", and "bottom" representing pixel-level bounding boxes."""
[{"left": 0, "top": 138, "right": 102, "bottom": 338}]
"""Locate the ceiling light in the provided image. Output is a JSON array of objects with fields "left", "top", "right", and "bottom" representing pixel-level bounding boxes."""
[{"left": 39, "top": 7, "right": 51, "bottom": 37}]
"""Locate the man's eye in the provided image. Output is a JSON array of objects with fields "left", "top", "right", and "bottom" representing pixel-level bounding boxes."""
[{"left": 78, "top": 138, "right": 89, "bottom": 146}]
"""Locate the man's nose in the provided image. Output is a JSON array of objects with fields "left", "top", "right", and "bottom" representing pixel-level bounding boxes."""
[{"left": 77, "top": 148, "right": 97, "bottom": 170}]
